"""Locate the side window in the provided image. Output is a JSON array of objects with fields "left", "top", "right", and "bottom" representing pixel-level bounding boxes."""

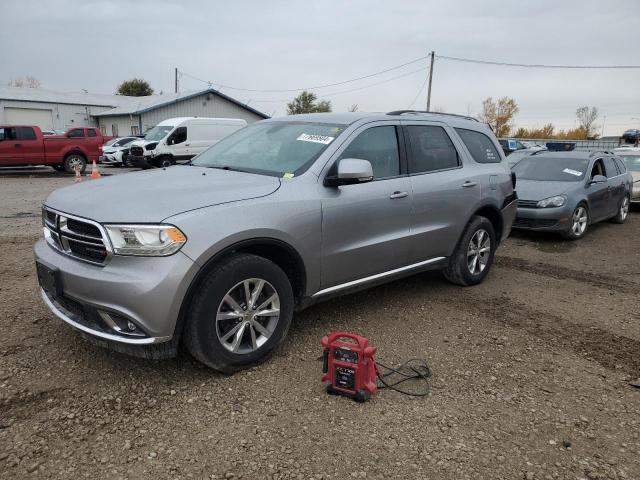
[
  {"left": 603, "top": 157, "right": 619, "bottom": 178},
  {"left": 338, "top": 126, "right": 399, "bottom": 179},
  {"left": 168, "top": 127, "right": 187, "bottom": 145},
  {"left": 87, "top": 129, "right": 97, "bottom": 137},
  {"left": 405, "top": 125, "right": 459, "bottom": 173},
  {"left": 455, "top": 128, "right": 502, "bottom": 163},
  {"left": 16, "top": 127, "right": 37, "bottom": 140},
  {"left": 68, "top": 128, "right": 85, "bottom": 138},
  {"left": 614, "top": 158, "right": 627, "bottom": 173},
  {"left": 591, "top": 159, "right": 605, "bottom": 178}
]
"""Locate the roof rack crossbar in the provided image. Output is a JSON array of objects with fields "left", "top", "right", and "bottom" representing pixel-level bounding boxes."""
[{"left": 386, "top": 110, "right": 479, "bottom": 122}]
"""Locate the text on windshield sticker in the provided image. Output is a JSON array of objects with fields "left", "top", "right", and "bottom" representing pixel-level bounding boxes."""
[
  {"left": 562, "top": 168, "right": 582, "bottom": 176},
  {"left": 297, "top": 133, "right": 334, "bottom": 145}
]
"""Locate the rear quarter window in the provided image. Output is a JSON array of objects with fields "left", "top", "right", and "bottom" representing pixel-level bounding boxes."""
[
  {"left": 87, "top": 129, "right": 97, "bottom": 137},
  {"left": 455, "top": 128, "right": 502, "bottom": 164}
]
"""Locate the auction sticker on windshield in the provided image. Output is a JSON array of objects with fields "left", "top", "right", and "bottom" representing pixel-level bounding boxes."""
[
  {"left": 297, "top": 133, "right": 334, "bottom": 144},
  {"left": 562, "top": 168, "right": 582, "bottom": 176}
]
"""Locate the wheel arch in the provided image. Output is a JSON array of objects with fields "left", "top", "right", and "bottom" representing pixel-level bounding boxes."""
[
  {"left": 471, "top": 203, "right": 503, "bottom": 243},
  {"left": 173, "top": 237, "right": 307, "bottom": 340}
]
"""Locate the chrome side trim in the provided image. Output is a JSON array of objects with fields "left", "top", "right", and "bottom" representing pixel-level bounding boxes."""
[
  {"left": 40, "top": 289, "right": 171, "bottom": 345},
  {"left": 312, "top": 257, "right": 446, "bottom": 298}
]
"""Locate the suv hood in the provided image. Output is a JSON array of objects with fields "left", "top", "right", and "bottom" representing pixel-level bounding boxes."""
[
  {"left": 45, "top": 166, "right": 281, "bottom": 223},
  {"left": 516, "top": 179, "right": 579, "bottom": 201}
]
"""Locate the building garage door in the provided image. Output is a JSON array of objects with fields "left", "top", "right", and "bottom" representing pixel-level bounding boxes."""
[{"left": 4, "top": 107, "right": 54, "bottom": 130}]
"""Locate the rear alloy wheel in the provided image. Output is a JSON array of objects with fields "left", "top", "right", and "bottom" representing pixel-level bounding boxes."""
[
  {"left": 611, "top": 195, "right": 630, "bottom": 224},
  {"left": 563, "top": 205, "right": 588, "bottom": 239},
  {"left": 63, "top": 154, "right": 87, "bottom": 174},
  {"left": 443, "top": 215, "right": 496, "bottom": 286},
  {"left": 184, "top": 254, "right": 294, "bottom": 372}
]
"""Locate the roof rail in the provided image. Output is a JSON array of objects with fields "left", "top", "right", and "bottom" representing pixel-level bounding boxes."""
[
  {"left": 589, "top": 150, "right": 616, "bottom": 157},
  {"left": 386, "top": 110, "right": 479, "bottom": 122}
]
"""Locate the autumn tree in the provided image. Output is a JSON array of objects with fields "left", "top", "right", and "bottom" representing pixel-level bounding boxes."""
[
  {"left": 286, "top": 91, "right": 331, "bottom": 115},
  {"left": 478, "top": 97, "right": 519, "bottom": 137},
  {"left": 512, "top": 123, "right": 555, "bottom": 139},
  {"left": 575, "top": 106, "right": 599, "bottom": 138},
  {"left": 116, "top": 78, "right": 154, "bottom": 96},
  {"left": 7, "top": 76, "right": 41, "bottom": 88}
]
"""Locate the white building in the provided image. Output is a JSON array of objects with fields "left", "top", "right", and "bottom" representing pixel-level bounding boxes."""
[{"left": 0, "top": 87, "right": 268, "bottom": 136}]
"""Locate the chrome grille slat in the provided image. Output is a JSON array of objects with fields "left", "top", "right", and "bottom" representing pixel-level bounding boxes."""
[{"left": 42, "top": 207, "right": 111, "bottom": 266}]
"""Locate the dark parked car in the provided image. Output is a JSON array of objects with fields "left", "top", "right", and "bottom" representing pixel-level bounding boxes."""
[
  {"left": 512, "top": 151, "right": 632, "bottom": 239},
  {"left": 622, "top": 129, "right": 640, "bottom": 144}
]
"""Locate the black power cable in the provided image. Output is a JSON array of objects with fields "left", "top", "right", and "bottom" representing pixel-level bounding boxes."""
[{"left": 376, "top": 359, "right": 432, "bottom": 397}]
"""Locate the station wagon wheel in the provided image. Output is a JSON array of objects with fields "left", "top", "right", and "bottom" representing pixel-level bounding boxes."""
[
  {"left": 216, "top": 278, "right": 280, "bottom": 355},
  {"left": 183, "top": 253, "right": 294, "bottom": 373},
  {"left": 611, "top": 195, "right": 630, "bottom": 224},
  {"left": 467, "top": 229, "right": 491, "bottom": 275},
  {"left": 572, "top": 206, "right": 588, "bottom": 236}
]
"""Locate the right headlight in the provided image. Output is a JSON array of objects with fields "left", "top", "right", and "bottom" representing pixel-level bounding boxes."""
[
  {"left": 104, "top": 224, "right": 187, "bottom": 256},
  {"left": 536, "top": 195, "right": 566, "bottom": 208}
]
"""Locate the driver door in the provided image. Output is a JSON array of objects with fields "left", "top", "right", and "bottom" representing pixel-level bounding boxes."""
[
  {"left": 167, "top": 127, "right": 189, "bottom": 159},
  {"left": 586, "top": 158, "right": 611, "bottom": 221},
  {"left": 0, "top": 127, "right": 22, "bottom": 166},
  {"left": 320, "top": 124, "right": 411, "bottom": 288}
]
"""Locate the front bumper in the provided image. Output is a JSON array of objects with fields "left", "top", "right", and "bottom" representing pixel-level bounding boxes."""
[
  {"left": 512, "top": 205, "right": 572, "bottom": 231},
  {"left": 34, "top": 238, "right": 198, "bottom": 345},
  {"left": 129, "top": 155, "right": 152, "bottom": 168},
  {"left": 99, "top": 154, "right": 122, "bottom": 165}
]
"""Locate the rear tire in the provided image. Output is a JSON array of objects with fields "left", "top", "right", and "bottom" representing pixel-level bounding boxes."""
[
  {"left": 443, "top": 216, "right": 496, "bottom": 286},
  {"left": 154, "top": 156, "right": 174, "bottom": 168},
  {"left": 611, "top": 195, "right": 630, "bottom": 224},
  {"left": 183, "top": 254, "right": 294, "bottom": 373},
  {"left": 63, "top": 154, "right": 87, "bottom": 174}
]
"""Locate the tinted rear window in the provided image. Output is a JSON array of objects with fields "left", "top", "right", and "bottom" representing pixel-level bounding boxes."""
[
  {"left": 87, "top": 129, "right": 97, "bottom": 137},
  {"left": 455, "top": 128, "right": 501, "bottom": 163}
]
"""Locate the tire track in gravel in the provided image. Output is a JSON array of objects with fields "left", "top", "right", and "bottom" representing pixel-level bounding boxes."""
[
  {"left": 496, "top": 255, "right": 639, "bottom": 294},
  {"left": 457, "top": 291, "right": 640, "bottom": 377}
]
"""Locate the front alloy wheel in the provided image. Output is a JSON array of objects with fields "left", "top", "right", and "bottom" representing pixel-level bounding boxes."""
[
  {"left": 571, "top": 206, "right": 588, "bottom": 237},
  {"left": 216, "top": 279, "right": 280, "bottom": 354}
]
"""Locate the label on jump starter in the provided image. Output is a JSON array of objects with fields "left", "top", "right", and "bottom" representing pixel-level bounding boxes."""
[
  {"left": 334, "top": 347, "right": 358, "bottom": 364},
  {"left": 334, "top": 366, "right": 355, "bottom": 391}
]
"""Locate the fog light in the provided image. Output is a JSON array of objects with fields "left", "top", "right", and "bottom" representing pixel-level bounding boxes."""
[{"left": 97, "top": 310, "right": 146, "bottom": 337}]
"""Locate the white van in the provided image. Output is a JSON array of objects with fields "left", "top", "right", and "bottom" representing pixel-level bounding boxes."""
[{"left": 128, "top": 117, "right": 247, "bottom": 168}]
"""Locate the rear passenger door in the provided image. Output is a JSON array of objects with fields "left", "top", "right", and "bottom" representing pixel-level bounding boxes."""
[
  {"left": 401, "top": 122, "right": 481, "bottom": 262},
  {"left": 17, "top": 127, "right": 42, "bottom": 165},
  {"left": 603, "top": 156, "right": 624, "bottom": 216}
]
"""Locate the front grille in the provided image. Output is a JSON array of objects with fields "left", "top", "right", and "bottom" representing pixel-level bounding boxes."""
[
  {"left": 42, "top": 207, "right": 110, "bottom": 265},
  {"left": 513, "top": 217, "right": 558, "bottom": 229},
  {"left": 130, "top": 146, "right": 144, "bottom": 156},
  {"left": 517, "top": 199, "right": 539, "bottom": 208}
]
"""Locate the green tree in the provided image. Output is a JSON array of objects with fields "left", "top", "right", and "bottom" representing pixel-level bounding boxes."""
[
  {"left": 478, "top": 97, "right": 519, "bottom": 137},
  {"left": 286, "top": 91, "right": 331, "bottom": 115},
  {"left": 116, "top": 78, "right": 154, "bottom": 96}
]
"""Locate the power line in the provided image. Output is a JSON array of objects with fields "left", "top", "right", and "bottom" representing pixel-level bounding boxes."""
[
  {"left": 178, "top": 54, "right": 429, "bottom": 93},
  {"left": 436, "top": 54, "right": 640, "bottom": 69},
  {"left": 407, "top": 70, "right": 430, "bottom": 109}
]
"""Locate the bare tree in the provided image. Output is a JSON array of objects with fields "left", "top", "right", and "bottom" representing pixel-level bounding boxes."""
[
  {"left": 8, "top": 76, "right": 41, "bottom": 88},
  {"left": 348, "top": 104, "right": 358, "bottom": 112},
  {"left": 575, "top": 106, "right": 599, "bottom": 138}
]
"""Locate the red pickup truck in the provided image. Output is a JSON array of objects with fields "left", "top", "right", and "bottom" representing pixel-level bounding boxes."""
[{"left": 0, "top": 125, "right": 110, "bottom": 173}]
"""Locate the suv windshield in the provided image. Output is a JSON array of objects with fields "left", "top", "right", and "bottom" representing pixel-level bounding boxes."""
[
  {"left": 192, "top": 122, "right": 345, "bottom": 176},
  {"left": 144, "top": 125, "right": 174, "bottom": 141},
  {"left": 620, "top": 155, "right": 640, "bottom": 171},
  {"left": 513, "top": 157, "right": 589, "bottom": 181}
]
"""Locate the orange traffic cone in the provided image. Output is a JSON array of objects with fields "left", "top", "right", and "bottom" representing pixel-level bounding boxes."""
[
  {"left": 74, "top": 164, "right": 81, "bottom": 183},
  {"left": 90, "top": 159, "right": 101, "bottom": 180}
]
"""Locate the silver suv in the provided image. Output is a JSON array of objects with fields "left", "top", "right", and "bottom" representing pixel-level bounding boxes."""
[{"left": 35, "top": 111, "right": 517, "bottom": 372}]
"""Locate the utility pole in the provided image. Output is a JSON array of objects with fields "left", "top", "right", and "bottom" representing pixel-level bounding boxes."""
[
  {"left": 174, "top": 67, "right": 178, "bottom": 94},
  {"left": 426, "top": 51, "right": 435, "bottom": 112}
]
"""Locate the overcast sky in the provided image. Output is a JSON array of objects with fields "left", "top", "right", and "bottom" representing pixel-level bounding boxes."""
[{"left": 2, "top": 0, "right": 639, "bottom": 135}]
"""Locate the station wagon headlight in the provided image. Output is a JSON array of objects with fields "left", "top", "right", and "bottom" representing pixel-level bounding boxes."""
[
  {"left": 105, "top": 224, "right": 186, "bottom": 256},
  {"left": 536, "top": 195, "right": 566, "bottom": 208}
]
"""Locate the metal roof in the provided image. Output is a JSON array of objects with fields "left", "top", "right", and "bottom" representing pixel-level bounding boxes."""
[
  {"left": 0, "top": 86, "right": 268, "bottom": 119},
  {"left": 94, "top": 88, "right": 269, "bottom": 119}
]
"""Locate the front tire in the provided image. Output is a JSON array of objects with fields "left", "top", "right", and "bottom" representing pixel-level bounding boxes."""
[
  {"left": 183, "top": 254, "right": 294, "bottom": 373},
  {"left": 63, "top": 154, "right": 87, "bottom": 174},
  {"left": 443, "top": 216, "right": 496, "bottom": 286},
  {"left": 562, "top": 204, "right": 589, "bottom": 240},
  {"left": 611, "top": 195, "right": 630, "bottom": 224},
  {"left": 154, "top": 156, "right": 174, "bottom": 168}
]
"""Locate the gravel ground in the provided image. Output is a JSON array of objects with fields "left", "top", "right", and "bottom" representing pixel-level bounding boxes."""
[{"left": 1, "top": 167, "right": 639, "bottom": 480}]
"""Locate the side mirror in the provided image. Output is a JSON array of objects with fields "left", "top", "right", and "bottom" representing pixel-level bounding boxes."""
[
  {"left": 324, "top": 158, "right": 374, "bottom": 187},
  {"left": 589, "top": 174, "right": 607, "bottom": 185}
]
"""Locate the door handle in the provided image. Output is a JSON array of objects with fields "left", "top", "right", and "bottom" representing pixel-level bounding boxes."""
[
  {"left": 462, "top": 181, "right": 477, "bottom": 188},
  {"left": 14, "top": 143, "right": 21, "bottom": 148},
  {"left": 389, "top": 191, "right": 408, "bottom": 199}
]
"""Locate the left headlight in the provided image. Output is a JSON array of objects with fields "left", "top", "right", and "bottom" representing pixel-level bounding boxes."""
[
  {"left": 537, "top": 195, "right": 566, "bottom": 208},
  {"left": 104, "top": 224, "right": 187, "bottom": 256}
]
